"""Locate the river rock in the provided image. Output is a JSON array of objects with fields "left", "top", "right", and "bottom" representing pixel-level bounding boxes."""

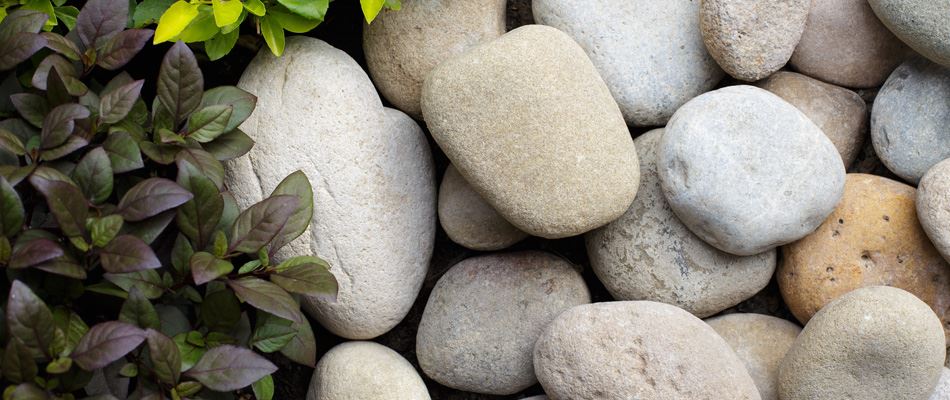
[
  {"left": 363, "top": 0, "right": 505, "bottom": 118},
  {"left": 417, "top": 251, "right": 590, "bottom": 395},
  {"left": 226, "top": 37, "right": 436, "bottom": 339},
  {"left": 438, "top": 165, "right": 528, "bottom": 251},
  {"left": 521, "top": 397, "right": 548, "bottom": 400},
  {"left": 532, "top": 0, "right": 723, "bottom": 126},
  {"left": 869, "top": 0, "right": 950, "bottom": 68},
  {"left": 919, "top": 159, "right": 950, "bottom": 263},
  {"left": 789, "top": 0, "right": 909, "bottom": 88},
  {"left": 778, "top": 286, "right": 945, "bottom": 400},
  {"left": 308, "top": 342, "right": 430, "bottom": 400},
  {"left": 931, "top": 368, "right": 950, "bottom": 400},
  {"left": 779, "top": 174, "right": 950, "bottom": 337},
  {"left": 586, "top": 129, "right": 776, "bottom": 317},
  {"left": 871, "top": 57, "right": 950, "bottom": 184},
  {"left": 422, "top": 25, "right": 639, "bottom": 238},
  {"left": 657, "top": 85, "right": 845, "bottom": 256},
  {"left": 759, "top": 71, "right": 867, "bottom": 167},
  {"left": 534, "top": 301, "right": 761, "bottom": 399},
  {"left": 706, "top": 313, "right": 802, "bottom": 400},
  {"left": 700, "top": 0, "right": 809, "bottom": 81}
]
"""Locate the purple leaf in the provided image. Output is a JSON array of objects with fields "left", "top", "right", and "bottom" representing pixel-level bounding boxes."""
[
  {"left": 40, "top": 134, "right": 89, "bottom": 161},
  {"left": 0, "top": 10, "right": 49, "bottom": 42},
  {"left": 9, "top": 238, "right": 64, "bottom": 269},
  {"left": 32, "top": 54, "right": 76, "bottom": 90},
  {"left": 228, "top": 195, "right": 298, "bottom": 254},
  {"left": 157, "top": 41, "right": 203, "bottom": 125},
  {"left": 0, "top": 176, "right": 24, "bottom": 237},
  {"left": 185, "top": 345, "right": 277, "bottom": 391},
  {"left": 99, "top": 235, "right": 161, "bottom": 273},
  {"left": 10, "top": 93, "right": 48, "bottom": 128},
  {"left": 41, "top": 32, "right": 82, "bottom": 61},
  {"left": 202, "top": 128, "right": 254, "bottom": 161},
  {"left": 75, "top": 0, "right": 128, "bottom": 50},
  {"left": 99, "top": 80, "right": 144, "bottom": 124},
  {"left": 175, "top": 147, "right": 223, "bottom": 189},
  {"left": 190, "top": 252, "right": 232, "bottom": 285},
  {"left": 39, "top": 103, "right": 89, "bottom": 149},
  {"left": 146, "top": 329, "right": 181, "bottom": 384},
  {"left": 176, "top": 159, "right": 223, "bottom": 249},
  {"left": 227, "top": 277, "right": 301, "bottom": 323},
  {"left": 117, "top": 178, "right": 193, "bottom": 222},
  {"left": 198, "top": 86, "right": 257, "bottom": 132},
  {"left": 29, "top": 175, "right": 88, "bottom": 239},
  {"left": 6, "top": 281, "right": 56, "bottom": 357},
  {"left": 72, "top": 322, "right": 145, "bottom": 371},
  {"left": 0, "top": 32, "right": 47, "bottom": 71},
  {"left": 97, "top": 29, "right": 153, "bottom": 70}
]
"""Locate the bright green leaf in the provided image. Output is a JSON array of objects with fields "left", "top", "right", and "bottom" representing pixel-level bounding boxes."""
[
  {"left": 87, "top": 214, "right": 123, "bottom": 247},
  {"left": 244, "top": 0, "right": 265, "bottom": 16},
  {"left": 211, "top": 0, "right": 242, "bottom": 27},
  {"left": 251, "top": 374, "right": 274, "bottom": 400},
  {"left": 276, "top": 0, "right": 328, "bottom": 20},
  {"left": 154, "top": 0, "right": 198, "bottom": 44},
  {"left": 360, "top": 0, "right": 385, "bottom": 23},
  {"left": 178, "top": 6, "right": 217, "bottom": 43},
  {"left": 260, "top": 14, "right": 284, "bottom": 56},
  {"left": 205, "top": 27, "right": 238, "bottom": 61}
]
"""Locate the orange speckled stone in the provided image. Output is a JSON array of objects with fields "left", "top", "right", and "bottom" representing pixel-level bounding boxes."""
[{"left": 779, "top": 173, "right": 950, "bottom": 340}]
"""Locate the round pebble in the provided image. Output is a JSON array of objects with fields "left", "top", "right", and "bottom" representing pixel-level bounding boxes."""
[
  {"left": 438, "top": 164, "right": 528, "bottom": 251},
  {"left": 869, "top": 0, "right": 950, "bottom": 68},
  {"left": 307, "top": 342, "right": 430, "bottom": 400},
  {"left": 919, "top": 158, "right": 950, "bottom": 263}
]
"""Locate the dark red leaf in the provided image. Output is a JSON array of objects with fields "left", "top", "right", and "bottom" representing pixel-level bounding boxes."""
[
  {"left": 117, "top": 178, "right": 193, "bottom": 222},
  {"left": 99, "top": 235, "right": 161, "bottom": 273},
  {"left": 40, "top": 103, "right": 89, "bottom": 149},
  {"left": 6, "top": 281, "right": 56, "bottom": 357},
  {"left": 157, "top": 41, "right": 203, "bottom": 125},
  {"left": 0, "top": 32, "right": 47, "bottom": 71},
  {"left": 227, "top": 277, "right": 301, "bottom": 323},
  {"left": 185, "top": 345, "right": 276, "bottom": 391},
  {"left": 71, "top": 321, "right": 145, "bottom": 371},
  {"left": 10, "top": 238, "right": 63, "bottom": 269},
  {"left": 28, "top": 175, "right": 88, "bottom": 239},
  {"left": 228, "top": 195, "right": 298, "bottom": 254},
  {"left": 75, "top": 0, "right": 128, "bottom": 49},
  {"left": 99, "top": 80, "right": 144, "bottom": 124},
  {"left": 97, "top": 29, "right": 153, "bottom": 70}
]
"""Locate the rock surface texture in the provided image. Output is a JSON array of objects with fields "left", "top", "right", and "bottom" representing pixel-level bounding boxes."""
[
  {"left": 586, "top": 129, "right": 775, "bottom": 317},
  {"left": 930, "top": 368, "right": 950, "bottom": 400},
  {"left": 871, "top": 57, "right": 950, "bottom": 184},
  {"left": 416, "top": 251, "right": 590, "bottom": 395},
  {"left": 422, "top": 25, "right": 639, "bottom": 239},
  {"left": 789, "top": 0, "right": 909, "bottom": 88},
  {"left": 438, "top": 164, "right": 528, "bottom": 251},
  {"left": 227, "top": 37, "right": 436, "bottom": 339},
  {"left": 707, "top": 313, "right": 802, "bottom": 400},
  {"left": 779, "top": 174, "right": 950, "bottom": 338},
  {"left": 657, "top": 85, "right": 845, "bottom": 256},
  {"left": 534, "top": 301, "right": 762, "bottom": 400},
  {"left": 700, "top": 0, "right": 809, "bottom": 81},
  {"left": 869, "top": 0, "right": 950, "bottom": 68},
  {"left": 759, "top": 71, "right": 867, "bottom": 167},
  {"left": 532, "top": 0, "right": 724, "bottom": 126},
  {"left": 778, "top": 286, "right": 945, "bottom": 400},
  {"left": 307, "top": 342, "right": 430, "bottom": 400},
  {"left": 363, "top": 0, "right": 506, "bottom": 118},
  {"left": 918, "top": 158, "right": 950, "bottom": 263}
]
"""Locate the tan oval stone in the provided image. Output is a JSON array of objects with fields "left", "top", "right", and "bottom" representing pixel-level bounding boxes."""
[
  {"left": 778, "top": 173, "right": 950, "bottom": 340},
  {"left": 438, "top": 164, "right": 528, "bottom": 251}
]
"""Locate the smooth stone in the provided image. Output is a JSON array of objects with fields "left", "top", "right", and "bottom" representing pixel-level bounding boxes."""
[
  {"left": 871, "top": 57, "right": 950, "bottom": 184},
  {"left": 869, "top": 0, "right": 950, "bottom": 68},
  {"left": 307, "top": 342, "right": 430, "bottom": 400},
  {"left": 778, "top": 286, "right": 945, "bottom": 400},
  {"left": 438, "top": 164, "right": 528, "bottom": 251},
  {"left": 779, "top": 174, "right": 950, "bottom": 339},
  {"left": 657, "top": 85, "right": 845, "bottom": 256},
  {"left": 532, "top": 0, "right": 724, "bottom": 126},
  {"left": 789, "top": 0, "right": 909, "bottom": 88},
  {"left": 417, "top": 251, "right": 590, "bottom": 395},
  {"left": 363, "top": 0, "right": 505, "bottom": 118},
  {"left": 700, "top": 0, "right": 809, "bottom": 81},
  {"left": 931, "top": 368, "right": 950, "bottom": 400},
  {"left": 521, "top": 397, "right": 548, "bottom": 400},
  {"left": 586, "top": 129, "right": 776, "bottom": 317},
  {"left": 227, "top": 37, "right": 436, "bottom": 339},
  {"left": 706, "top": 313, "right": 802, "bottom": 400},
  {"left": 919, "top": 158, "right": 950, "bottom": 263},
  {"left": 759, "top": 71, "right": 868, "bottom": 167},
  {"left": 534, "top": 301, "right": 761, "bottom": 400},
  {"left": 422, "top": 25, "right": 639, "bottom": 239}
]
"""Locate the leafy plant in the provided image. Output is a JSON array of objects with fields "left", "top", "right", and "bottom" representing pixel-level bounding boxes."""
[
  {"left": 0, "top": 0, "right": 79, "bottom": 31},
  {"left": 0, "top": 0, "right": 338, "bottom": 398},
  {"left": 143, "top": 0, "right": 401, "bottom": 59}
]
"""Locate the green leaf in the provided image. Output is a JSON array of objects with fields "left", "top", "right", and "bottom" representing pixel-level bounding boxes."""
[
  {"left": 360, "top": 0, "right": 385, "bottom": 23},
  {"left": 198, "top": 86, "right": 256, "bottom": 133},
  {"left": 175, "top": 148, "right": 223, "bottom": 189},
  {"left": 103, "top": 131, "right": 144, "bottom": 173},
  {"left": 139, "top": 140, "right": 179, "bottom": 165},
  {"left": 29, "top": 175, "right": 87, "bottom": 239},
  {"left": 154, "top": 1, "right": 198, "bottom": 44},
  {"left": 133, "top": 0, "right": 175, "bottom": 28},
  {"left": 205, "top": 27, "right": 238, "bottom": 61},
  {"left": 87, "top": 215, "right": 123, "bottom": 247},
  {"left": 185, "top": 345, "right": 277, "bottom": 391},
  {"left": 244, "top": 0, "right": 265, "bottom": 16},
  {"left": 178, "top": 6, "right": 218, "bottom": 43},
  {"left": 0, "top": 127, "right": 26, "bottom": 156},
  {"left": 201, "top": 289, "right": 240, "bottom": 332},
  {"left": 176, "top": 160, "right": 223, "bottom": 249},
  {"left": 96, "top": 29, "right": 154, "bottom": 70},
  {"left": 278, "top": 308, "right": 315, "bottom": 366},
  {"left": 175, "top": 380, "right": 203, "bottom": 397},
  {"left": 158, "top": 40, "right": 204, "bottom": 125},
  {"left": 53, "top": 6, "right": 78, "bottom": 30},
  {"left": 227, "top": 277, "right": 300, "bottom": 323},
  {"left": 170, "top": 233, "right": 194, "bottom": 277},
  {"left": 117, "top": 178, "right": 193, "bottom": 222},
  {"left": 52, "top": 308, "right": 88, "bottom": 355},
  {"left": 190, "top": 252, "right": 232, "bottom": 285},
  {"left": 75, "top": 0, "right": 127, "bottom": 49},
  {"left": 276, "top": 0, "right": 328, "bottom": 20},
  {"left": 104, "top": 269, "right": 164, "bottom": 299},
  {"left": 119, "top": 362, "right": 138, "bottom": 377},
  {"left": 3, "top": 340, "right": 37, "bottom": 383},
  {"left": 10, "top": 93, "right": 48, "bottom": 128},
  {"left": 146, "top": 329, "right": 181, "bottom": 384},
  {"left": 268, "top": 171, "right": 312, "bottom": 252},
  {"left": 228, "top": 195, "right": 298, "bottom": 254},
  {"left": 249, "top": 312, "right": 295, "bottom": 353},
  {"left": 251, "top": 375, "right": 274, "bottom": 400},
  {"left": 7, "top": 281, "right": 57, "bottom": 358},
  {"left": 20, "top": 0, "right": 56, "bottom": 30},
  {"left": 119, "top": 287, "right": 160, "bottom": 330},
  {"left": 46, "top": 356, "right": 72, "bottom": 374},
  {"left": 260, "top": 14, "right": 284, "bottom": 56},
  {"left": 237, "top": 259, "right": 261, "bottom": 274},
  {"left": 269, "top": 6, "right": 319, "bottom": 33},
  {"left": 217, "top": 191, "right": 239, "bottom": 233},
  {"left": 72, "top": 147, "right": 113, "bottom": 204},
  {"left": 271, "top": 262, "right": 337, "bottom": 299},
  {"left": 99, "top": 80, "right": 144, "bottom": 124},
  {"left": 7, "top": 383, "right": 49, "bottom": 399},
  {"left": 173, "top": 332, "right": 206, "bottom": 372},
  {"left": 39, "top": 103, "right": 88, "bottom": 149},
  {"left": 212, "top": 0, "right": 242, "bottom": 27},
  {"left": 99, "top": 234, "right": 162, "bottom": 273},
  {"left": 187, "top": 105, "right": 232, "bottom": 143},
  {"left": 0, "top": 176, "right": 24, "bottom": 237},
  {"left": 71, "top": 321, "right": 145, "bottom": 371}
]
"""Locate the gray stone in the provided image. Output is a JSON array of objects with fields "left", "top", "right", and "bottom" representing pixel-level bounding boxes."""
[
  {"left": 778, "top": 286, "right": 945, "bottom": 400},
  {"left": 759, "top": 72, "right": 868, "bottom": 168},
  {"left": 657, "top": 85, "right": 845, "bottom": 256},
  {"left": 521, "top": 397, "right": 548, "bottom": 400},
  {"left": 227, "top": 37, "right": 436, "bottom": 339},
  {"left": 438, "top": 164, "right": 528, "bottom": 251},
  {"left": 532, "top": 0, "right": 724, "bottom": 126},
  {"left": 706, "top": 313, "right": 802, "bottom": 400},
  {"left": 534, "top": 301, "right": 761, "bottom": 400},
  {"left": 308, "top": 342, "right": 430, "bottom": 400},
  {"left": 918, "top": 158, "right": 950, "bottom": 263},
  {"left": 422, "top": 25, "right": 639, "bottom": 239},
  {"left": 700, "top": 0, "right": 809, "bottom": 81},
  {"left": 930, "top": 368, "right": 950, "bottom": 400},
  {"left": 869, "top": 0, "right": 950, "bottom": 69},
  {"left": 417, "top": 251, "right": 590, "bottom": 395},
  {"left": 871, "top": 57, "right": 950, "bottom": 184},
  {"left": 586, "top": 129, "right": 776, "bottom": 317},
  {"left": 789, "top": 0, "right": 910, "bottom": 88},
  {"left": 363, "top": 0, "right": 505, "bottom": 118}
]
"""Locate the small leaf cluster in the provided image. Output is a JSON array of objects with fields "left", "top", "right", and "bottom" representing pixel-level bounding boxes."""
[
  {"left": 0, "top": 0, "right": 79, "bottom": 32},
  {"left": 142, "top": 0, "right": 401, "bottom": 59},
  {"left": 0, "top": 0, "right": 338, "bottom": 398}
]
